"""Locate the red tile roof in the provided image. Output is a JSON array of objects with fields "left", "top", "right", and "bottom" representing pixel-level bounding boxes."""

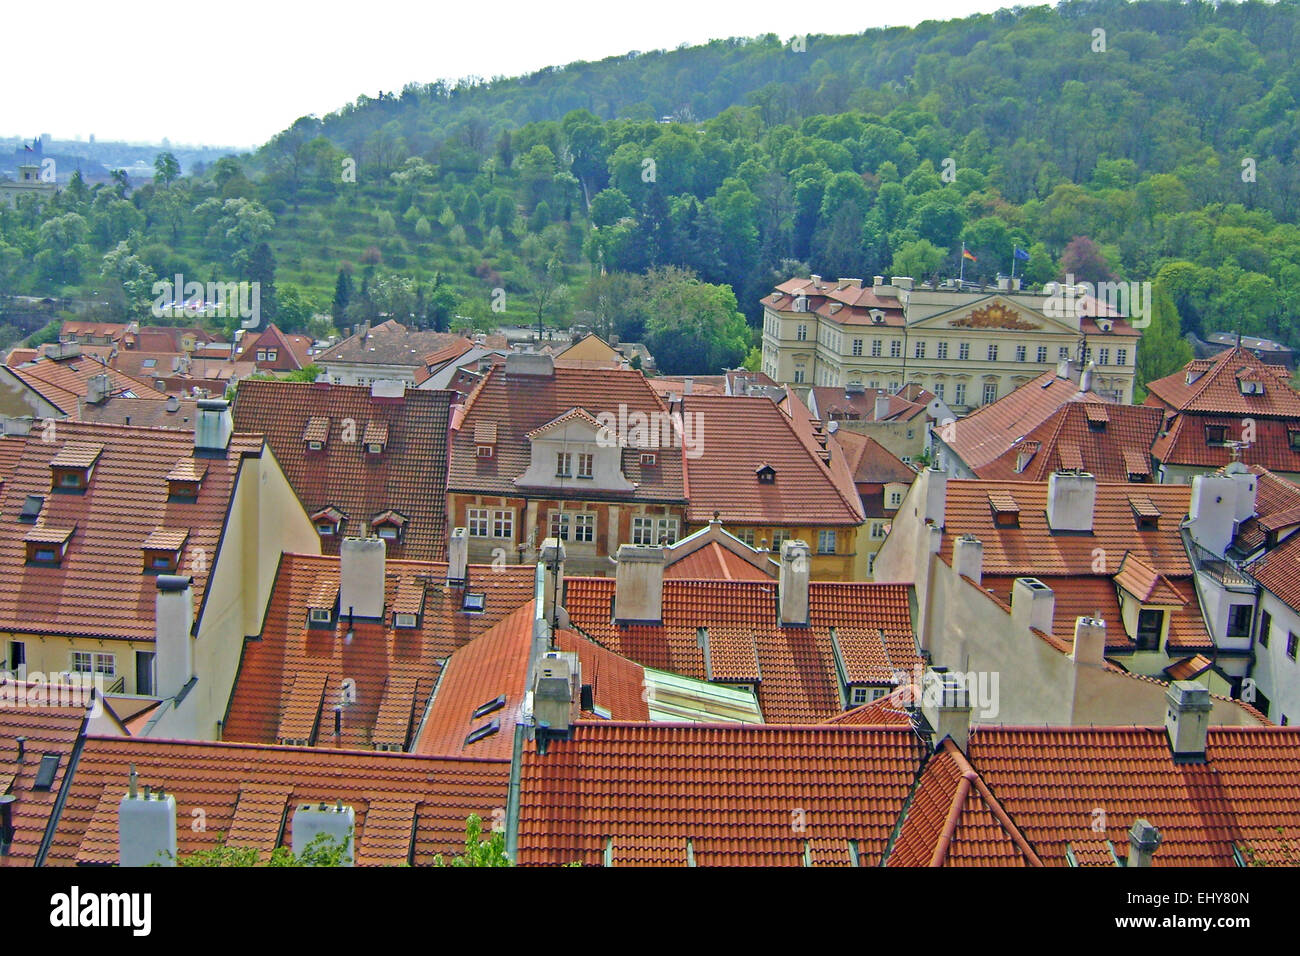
[
  {"left": 231, "top": 380, "right": 450, "bottom": 560},
  {"left": 1145, "top": 347, "right": 1300, "bottom": 417},
  {"left": 222, "top": 553, "right": 536, "bottom": 751},
  {"left": 515, "top": 722, "right": 923, "bottom": 866},
  {"left": 808, "top": 386, "right": 928, "bottom": 423},
  {"left": 46, "top": 735, "right": 509, "bottom": 866},
  {"left": 0, "top": 702, "right": 86, "bottom": 866},
  {"left": 975, "top": 402, "right": 1163, "bottom": 482},
  {"left": 564, "top": 578, "right": 916, "bottom": 722},
  {"left": 664, "top": 540, "right": 771, "bottom": 580},
  {"left": 0, "top": 421, "right": 262, "bottom": 641},
  {"left": 1151, "top": 412, "right": 1300, "bottom": 473},
  {"left": 449, "top": 364, "right": 684, "bottom": 503},
  {"left": 825, "top": 688, "right": 915, "bottom": 726},
  {"left": 239, "top": 324, "right": 312, "bottom": 371},
  {"left": 314, "top": 320, "right": 465, "bottom": 368},
  {"left": 7, "top": 356, "right": 167, "bottom": 413},
  {"left": 412, "top": 602, "right": 649, "bottom": 760},
  {"left": 1114, "top": 552, "right": 1186, "bottom": 605},
  {"left": 967, "top": 725, "right": 1300, "bottom": 866},
  {"left": 942, "top": 370, "right": 1106, "bottom": 471},
  {"left": 681, "top": 393, "right": 864, "bottom": 526},
  {"left": 1245, "top": 527, "right": 1300, "bottom": 609},
  {"left": 885, "top": 740, "right": 1040, "bottom": 867},
  {"left": 834, "top": 429, "right": 916, "bottom": 485}
]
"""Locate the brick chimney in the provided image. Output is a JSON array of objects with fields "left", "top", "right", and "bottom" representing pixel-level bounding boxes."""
[
  {"left": 339, "top": 536, "right": 386, "bottom": 621},
  {"left": 613, "top": 544, "right": 664, "bottom": 625},
  {"left": 1046, "top": 471, "right": 1096, "bottom": 533}
]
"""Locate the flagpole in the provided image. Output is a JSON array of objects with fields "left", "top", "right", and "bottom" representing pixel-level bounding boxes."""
[
  {"left": 960, "top": 242, "right": 966, "bottom": 284},
  {"left": 1011, "top": 245, "right": 1017, "bottom": 281}
]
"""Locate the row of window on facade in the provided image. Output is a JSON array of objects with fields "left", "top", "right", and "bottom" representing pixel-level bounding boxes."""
[
  {"left": 792, "top": 327, "right": 1128, "bottom": 368},
  {"left": 465, "top": 508, "right": 680, "bottom": 546}
]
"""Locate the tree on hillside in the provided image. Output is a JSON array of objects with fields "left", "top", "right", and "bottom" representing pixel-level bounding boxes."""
[
  {"left": 643, "top": 267, "right": 750, "bottom": 374},
  {"left": 1135, "top": 283, "right": 1193, "bottom": 397},
  {"left": 154, "top": 152, "right": 181, "bottom": 187}
]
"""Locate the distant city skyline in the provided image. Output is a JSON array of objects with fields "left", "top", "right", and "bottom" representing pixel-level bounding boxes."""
[{"left": 5, "top": 0, "right": 1012, "bottom": 149}]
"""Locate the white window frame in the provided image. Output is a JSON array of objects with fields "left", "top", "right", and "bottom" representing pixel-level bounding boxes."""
[
  {"left": 936, "top": 341, "right": 948, "bottom": 360},
  {"left": 656, "top": 518, "right": 679, "bottom": 545},
  {"left": 577, "top": 453, "right": 594, "bottom": 478},
  {"left": 958, "top": 342, "right": 970, "bottom": 360},
  {"left": 632, "top": 516, "right": 654, "bottom": 545},
  {"left": 574, "top": 513, "right": 595, "bottom": 543},
  {"left": 555, "top": 452, "right": 572, "bottom": 477},
  {"left": 983, "top": 383, "right": 998, "bottom": 405},
  {"left": 492, "top": 510, "right": 513, "bottom": 539},
  {"left": 818, "top": 530, "right": 837, "bottom": 554},
  {"left": 467, "top": 508, "right": 490, "bottom": 537}
]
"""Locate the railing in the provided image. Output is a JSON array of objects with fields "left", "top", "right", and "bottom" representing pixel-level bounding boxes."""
[{"left": 1184, "top": 533, "right": 1254, "bottom": 589}]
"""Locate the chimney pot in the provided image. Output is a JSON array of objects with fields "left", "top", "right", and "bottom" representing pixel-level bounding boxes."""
[
  {"left": 952, "top": 535, "right": 983, "bottom": 585},
  {"left": 1164, "top": 680, "right": 1212, "bottom": 762},
  {"left": 778, "top": 540, "right": 811, "bottom": 626},
  {"left": 1046, "top": 471, "right": 1096, "bottom": 533},
  {"left": 1127, "top": 819, "right": 1162, "bottom": 867},
  {"left": 1012, "top": 577, "right": 1055, "bottom": 633}
]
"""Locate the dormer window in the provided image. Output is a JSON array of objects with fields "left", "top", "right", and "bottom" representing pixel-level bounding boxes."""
[
  {"left": 1238, "top": 378, "right": 1264, "bottom": 395},
  {"left": 1130, "top": 495, "right": 1161, "bottom": 530},
  {"left": 474, "top": 422, "right": 497, "bottom": 459},
  {"left": 988, "top": 491, "right": 1020, "bottom": 528},
  {"left": 394, "top": 612, "right": 418, "bottom": 628},
  {"left": 166, "top": 459, "right": 207, "bottom": 500},
  {"left": 371, "top": 510, "right": 407, "bottom": 542},
  {"left": 25, "top": 525, "right": 74, "bottom": 565},
  {"left": 1205, "top": 425, "right": 1228, "bottom": 446},
  {"left": 393, "top": 579, "right": 425, "bottom": 628},
  {"left": 363, "top": 421, "right": 387, "bottom": 456},
  {"left": 303, "top": 416, "right": 330, "bottom": 451},
  {"left": 1289, "top": 430, "right": 1300, "bottom": 452},
  {"left": 142, "top": 529, "right": 188, "bottom": 574},
  {"left": 311, "top": 506, "right": 346, "bottom": 537},
  {"left": 266, "top": 349, "right": 277, "bottom": 363},
  {"left": 641, "top": 452, "right": 657, "bottom": 467},
  {"left": 49, "top": 442, "right": 103, "bottom": 494},
  {"left": 477, "top": 444, "right": 494, "bottom": 458},
  {"left": 756, "top": 464, "right": 776, "bottom": 484},
  {"left": 307, "top": 581, "right": 338, "bottom": 628}
]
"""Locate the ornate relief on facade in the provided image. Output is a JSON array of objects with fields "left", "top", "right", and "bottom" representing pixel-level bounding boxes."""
[{"left": 949, "top": 303, "right": 1039, "bottom": 331}]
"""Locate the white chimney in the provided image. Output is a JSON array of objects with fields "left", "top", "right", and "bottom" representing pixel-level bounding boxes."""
[
  {"left": 194, "top": 399, "right": 233, "bottom": 453},
  {"left": 1164, "top": 681, "right": 1212, "bottom": 762},
  {"left": 155, "top": 576, "right": 194, "bottom": 699},
  {"left": 684, "top": 378, "right": 693, "bottom": 395},
  {"left": 1079, "top": 362, "right": 1094, "bottom": 393},
  {"left": 85, "top": 373, "right": 110, "bottom": 405},
  {"left": 340, "top": 536, "right": 386, "bottom": 620},
  {"left": 369, "top": 379, "right": 405, "bottom": 400},
  {"left": 873, "top": 275, "right": 885, "bottom": 287},
  {"left": 874, "top": 392, "right": 891, "bottom": 421},
  {"left": 119, "top": 769, "right": 177, "bottom": 867},
  {"left": 446, "top": 527, "right": 469, "bottom": 585},
  {"left": 292, "top": 802, "right": 355, "bottom": 865},
  {"left": 532, "top": 650, "right": 579, "bottom": 737},
  {"left": 920, "top": 668, "right": 971, "bottom": 752},
  {"left": 613, "top": 544, "right": 664, "bottom": 624},
  {"left": 1225, "top": 462, "right": 1258, "bottom": 523},
  {"left": 1071, "top": 616, "right": 1106, "bottom": 666},
  {"left": 1046, "top": 471, "right": 1096, "bottom": 532},
  {"left": 1127, "top": 819, "right": 1162, "bottom": 868},
  {"left": 923, "top": 468, "right": 948, "bottom": 527},
  {"left": 779, "top": 539, "right": 811, "bottom": 626},
  {"left": 891, "top": 276, "right": 914, "bottom": 291},
  {"left": 1188, "top": 474, "right": 1238, "bottom": 555},
  {"left": 505, "top": 352, "right": 555, "bottom": 377},
  {"left": 952, "top": 535, "right": 983, "bottom": 584},
  {"left": 1012, "top": 577, "right": 1055, "bottom": 634}
]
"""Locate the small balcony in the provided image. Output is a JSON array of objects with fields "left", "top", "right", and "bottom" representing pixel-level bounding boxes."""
[{"left": 1184, "top": 532, "right": 1254, "bottom": 590}]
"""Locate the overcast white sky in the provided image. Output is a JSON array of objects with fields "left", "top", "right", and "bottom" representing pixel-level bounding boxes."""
[{"left": 4, "top": 0, "right": 1014, "bottom": 149}]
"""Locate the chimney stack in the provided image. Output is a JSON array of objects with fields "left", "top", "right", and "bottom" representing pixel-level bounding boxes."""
[
  {"left": 194, "top": 399, "right": 233, "bottom": 454},
  {"left": 532, "top": 651, "right": 580, "bottom": 740},
  {"left": 85, "top": 373, "right": 110, "bottom": 405},
  {"left": 339, "top": 536, "right": 386, "bottom": 620},
  {"left": 923, "top": 468, "right": 948, "bottom": 527},
  {"left": 1127, "top": 819, "right": 1162, "bottom": 868},
  {"left": 1224, "top": 462, "right": 1258, "bottom": 524},
  {"left": 292, "top": 802, "right": 355, "bottom": 866},
  {"left": 1164, "top": 681, "right": 1212, "bottom": 762},
  {"left": 1188, "top": 474, "right": 1238, "bottom": 555},
  {"left": 613, "top": 544, "right": 665, "bottom": 625},
  {"left": 505, "top": 352, "right": 555, "bottom": 378},
  {"left": 920, "top": 668, "right": 972, "bottom": 752},
  {"left": 155, "top": 575, "right": 194, "bottom": 699},
  {"left": 1071, "top": 616, "right": 1106, "bottom": 666},
  {"left": 1046, "top": 471, "right": 1096, "bottom": 533},
  {"left": 874, "top": 392, "right": 891, "bottom": 421},
  {"left": 118, "top": 771, "right": 177, "bottom": 867},
  {"left": 952, "top": 535, "right": 983, "bottom": 585},
  {"left": 778, "top": 539, "right": 811, "bottom": 626},
  {"left": 446, "top": 527, "right": 468, "bottom": 586},
  {"left": 1079, "top": 362, "right": 1094, "bottom": 393},
  {"left": 1012, "top": 577, "right": 1055, "bottom": 634},
  {"left": 539, "top": 536, "right": 566, "bottom": 627}
]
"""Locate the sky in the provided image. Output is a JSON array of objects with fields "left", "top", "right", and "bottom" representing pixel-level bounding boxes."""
[{"left": 4, "top": 0, "right": 1015, "bottom": 150}]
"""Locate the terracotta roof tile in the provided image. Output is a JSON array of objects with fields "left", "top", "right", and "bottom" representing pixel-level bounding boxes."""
[
  {"left": 967, "top": 725, "right": 1300, "bottom": 866},
  {"left": 664, "top": 540, "right": 771, "bottom": 581},
  {"left": 1146, "top": 347, "right": 1300, "bottom": 417},
  {"left": 975, "top": 402, "right": 1163, "bottom": 482},
  {"left": 314, "top": 321, "right": 465, "bottom": 368},
  {"left": 222, "top": 553, "right": 536, "bottom": 751},
  {"left": 231, "top": 380, "right": 450, "bottom": 561},
  {"left": 46, "top": 736, "right": 510, "bottom": 866},
  {"left": 1114, "top": 552, "right": 1186, "bottom": 606},
  {"left": 225, "top": 784, "right": 292, "bottom": 854},
  {"left": 825, "top": 687, "right": 915, "bottom": 726},
  {"left": 8, "top": 356, "right": 167, "bottom": 413},
  {"left": 0, "top": 422, "right": 260, "bottom": 641},
  {"left": 515, "top": 722, "right": 923, "bottom": 866},
  {"left": 566, "top": 578, "right": 913, "bottom": 723},
  {"left": 0, "top": 703, "right": 86, "bottom": 866}
]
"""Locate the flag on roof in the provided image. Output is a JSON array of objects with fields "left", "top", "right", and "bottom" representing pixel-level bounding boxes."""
[
  {"left": 1013, "top": 246, "right": 1030, "bottom": 261},
  {"left": 962, "top": 248, "right": 977, "bottom": 262}
]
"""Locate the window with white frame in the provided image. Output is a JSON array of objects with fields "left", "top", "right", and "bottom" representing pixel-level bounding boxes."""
[
  {"left": 871, "top": 339, "right": 882, "bottom": 357},
  {"left": 577, "top": 453, "right": 594, "bottom": 478},
  {"left": 549, "top": 511, "right": 571, "bottom": 540},
  {"left": 850, "top": 686, "right": 870, "bottom": 706},
  {"left": 983, "top": 382, "right": 998, "bottom": 404},
  {"left": 656, "top": 518, "right": 679, "bottom": 545},
  {"left": 1059, "top": 346, "right": 1070, "bottom": 360},
  {"left": 555, "top": 452, "right": 572, "bottom": 477},
  {"left": 817, "top": 530, "right": 837, "bottom": 554},
  {"left": 793, "top": 367, "right": 805, "bottom": 384},
  {"left": 72, "top": 651, "right": 115, "bottom": 676},
  {"left": 1015, "top": 345, "right": 1026, "bottom": 361},
  {"left": 933, "top": 383, "right": 945, "bottom": 400},
  {"left": 889, "top": 339, "right": 901, "bottom": 358},
  {"left": 954, "top": 383, "right": 967, "bottom": 405},
  {"left": 888, "top": 491, "right": 902, "bottom": 507},
  {"left": 871, "top": 522, "right": 885, "bottom": 539},
  {"left": 936, "top": 341, "right": 948, "bottom": 360},
  {"left": 958, "top": 342, "right": 970, "bottom": 360},
  {"left": 1117, "top": 348, "right": 1128, "bottom": 366},
  {"left": 632, "top": 516, "right": 654, "bottom": 545},
  {"left": 987, "top": 344, "right": 998, "bottom": 361},
  {"left": 1098, "top": 348, "right": 1110, "bottom": 366},
  {"left": 492, "top": 510, "right": 513, "bottom": 539},
  {"left": 852, "top": 338, "right": 863, "bottom": 356},
  {"left": 738, "top": 528, "right": 756, "bottom": 546},
  {"left": 1037, "top": 346, "right": 1048, "bottom": 363},
  {"left": 467, "top": 508, "right": 490, "bottom": 536},
  {"left": 771, "top": 528, "right": 790, "bottom": 549},
  {"left": 574, "top": 513, "right": 595, "bottom": 543},
  {"left": 796, "top": 324, "right": 808, "bottom": 341},
  {"left": 914, "top": 340, "right": 925, "bottom": 359}
]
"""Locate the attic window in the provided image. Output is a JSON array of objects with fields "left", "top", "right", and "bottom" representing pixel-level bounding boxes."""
[
  {"left": 477, "top": 444, "right": 494, "bottom": 458},
  {"left": 142, "top": 529, "right": 188, "bottom": 574},
  {"left": 303, "top": 416, "right": 330, "bottom": 450},
  {"left": 1238, "top": 378, "right": 1264, "bottom": 396},
  {"left": 49, "top": 442, "right": 103, "bottom": 493},
  {"left": 25, "top": 525, "right": 74, "bottom": 565},
  {"left": 363, "top": 421, "right": 388, "bottom": 455},
  {"left": 988, "top": 492, "right": 1020, "bottom": 528},
  {"left": 166, "top": 459, "right": 207, "bottom": 500},
  {"left": 19, "top": 495, "right": 43, "bottom": 523},
  {"left": 393, "top": 612, "right": 418, "bottom": 629},
  {"left": 1205, "top": 425, "right": 1228, "bottom": 446},
  {"left": 756, "top": 464, "right": 776, "bottom": 484},
  {"left": 306, "top": 581, "right": 338, "bottom": 628},
  {"left": 311, "top": 506, "right": 346, "bottom": 537},
  {"left": 371, "top": 510, "right": 407, "bottom": 542},
  {"left": 471, "top": 694, "right": 507, "bottom": 720},
  {"left": 1084, "top": 404, "right": 1109, "bottom": 430},
  {"left": 1290, "top": 430, "right": 1300, "bottom": 452},
  {"left": 33, "top": 753, "right": 60, "bottom": 791},
  {"left": 309, "top": 607, "right": 333, "bottom": 625},
  {"left": 641, "top": 452, "right": 657, "bottom": 466},
  {"left": 462, "top": 592, "right": 486, "bottom": 613},
  {"left": 473, "top": 421, "right": 497, "bottom": 459},
  {"left": 464, "top": 719, "right": 500, "bottom": 746}
]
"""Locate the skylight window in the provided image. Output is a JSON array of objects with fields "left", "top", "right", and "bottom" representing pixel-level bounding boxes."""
[
  {"left": 464, "top": 719, "right": 500, "bottom": 746},
  {"left": 462, "top": 592, "right": 486, "bottom": 613},
  {"left": 19, "top": 495, "right": 43, "bottom": 523},
  {"left": 471, "top": 694, "right": 506, "bottom": 720},
  {"left": 33, "top": 753, "right": 60, "bottom": 791}
]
